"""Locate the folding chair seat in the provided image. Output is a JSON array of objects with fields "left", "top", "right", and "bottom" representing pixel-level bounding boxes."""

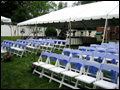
[
  {"left": 91, "top": 52, "right": 106, "bottom": 63},
  {"left": 93, "top": 64, "right": 119, "bottom": 89},
  {"left": 32, "top": 51, "right": 50, "bottom": 75},
  {"left": 96, "top": 47, "right": 106, "bottom": 53},
  {"left": 75, "top": 61, "right": 101, "bottom": 89},
  {"left": 39, "top": 52, "right": 60, "bottom": 78},
  {"left": 103, "top": 53, "right": 119, "bottom": 66},
  {"left": 78, "top": 46, "right": 87, "bottom": 51},
  {"left": 71, "top": 49, "right": 83, "bottom": 58},
  {"left": 62, "top": 48, "right": 72, "bottom": 57},
  {"left": 59, "top": 40, "right": 67, "bottom": 50},
  {"left": 81, "top": 51, "right": 93, "bottom": 61},
  {"left": 86, "top": 47, "right": 96, "bottom": 52},
  {"left": 106, "top": 49, "right": 119, "bottom": 55},
  {"left": 59, "top": 57, "right": 85, "bottom": 89}
]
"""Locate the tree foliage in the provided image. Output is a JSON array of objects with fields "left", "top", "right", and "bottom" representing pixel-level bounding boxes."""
[
  {"left": 57, "top": 1, "right": 68, "bottom": 10},
  {"left": 1, "top": 1, "right": 57, "bottom": 23}
]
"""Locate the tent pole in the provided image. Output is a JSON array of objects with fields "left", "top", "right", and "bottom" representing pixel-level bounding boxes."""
[
  {"left": 102, "top": 15, "right": 108, "bottom": 43},
  {"left": 69, "top": 20, "right": 71, "bottom": 48},
  {"left": 106, "top": 21, "right": 108, "bottom": 43}
]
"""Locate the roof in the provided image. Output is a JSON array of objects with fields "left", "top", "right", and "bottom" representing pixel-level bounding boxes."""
[{"left": 17, "top": 1, "right": 119, "bottom": 28}]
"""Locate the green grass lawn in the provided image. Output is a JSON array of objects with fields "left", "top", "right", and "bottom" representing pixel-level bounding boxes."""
[{"left": 1, "top": 37, "right": 118, "bottom": 89}]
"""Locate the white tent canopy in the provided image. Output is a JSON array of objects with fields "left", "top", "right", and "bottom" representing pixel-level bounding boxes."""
[
  {"left": 17, "top": 1, "right": 119, "bottom": 27},
  {"left": 1, "top": 16, "right": 12, "bottom": 23}
]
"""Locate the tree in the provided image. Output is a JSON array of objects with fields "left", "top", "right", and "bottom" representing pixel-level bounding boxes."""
[
  {"left": 1, "top": 1, "right": 57, "bottom": 23},
  {"left": 57, "top": 1, "right": 68, "bottom": 10}
]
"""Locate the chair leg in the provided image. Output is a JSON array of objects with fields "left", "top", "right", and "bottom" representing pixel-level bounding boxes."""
[
  {"left": 39, "top": 68, "right": 45, "bottom": 78},
  {"left": 59, "top": 75, "right": 65, "bottom": 88},
  {"left": 75, "top": 80, "right": 79, "bottom": 89},
  {"left": 49, "top": 72, "right": 54, "bottom": 83},
  {"left": 93, "top": 85, "right": 96, "bottom": 89}
]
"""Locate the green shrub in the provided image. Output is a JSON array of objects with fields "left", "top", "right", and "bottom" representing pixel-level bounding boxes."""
[{"left": 45, "top": 27, "right": 57, "bottom": 37}]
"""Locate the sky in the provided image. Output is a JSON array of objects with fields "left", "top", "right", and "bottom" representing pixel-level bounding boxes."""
[{"left": 54, "top": 1, "right": 77, "bottom": 7}]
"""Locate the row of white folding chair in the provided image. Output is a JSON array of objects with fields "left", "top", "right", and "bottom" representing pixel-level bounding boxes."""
[
  {"left": 78, "top": 46, "right": 119, "bottom": 55},
  {"left": 32, "top": 51, "right": 119, "bottom": 89},
  {"left": 62, "top": 48, "right": 119, "bottom": 66},
  {"left": 39, "top": 41, "right": 54, "bottom": 52},
  {"left": 53, "top": 40, "right": 67, "bottom": 51},
  {"left": 10, "top": 42, "right": 27, "bottom": 58},
  {"left": 26, "top": 41, "right": 41, "bottom": 54}
]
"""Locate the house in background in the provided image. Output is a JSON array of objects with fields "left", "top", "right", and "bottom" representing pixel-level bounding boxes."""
[{"left": 96, "top": 26, "right": 119, "bottom": 40}]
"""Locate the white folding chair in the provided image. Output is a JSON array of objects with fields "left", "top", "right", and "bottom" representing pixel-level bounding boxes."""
[
  {"left": 54, "top": 40, "right": 62, "bottom": 50},
  {"left": 78, "top": 46, "right": 87, "bottom": 51},
  {"left": 106, "top": 49, "right": 119, "bottom": 55},
  {"left": 75, "top": 61, "right": 101, "bottom": 89},
  {"left": 91, "top": 52, "right": 106, "bottom": 63},
  {"left": 59, "top": 40, "right": 67, "bottom": 50},
  {"left": 45, "top": 41, "right": 54, "bottom": 52},
  {"left": 90, "top": 44, "right": 100, "bottom": 48},
  {"left": 62, "top": 48, "right": 72, "bottom": 57},
  {"left": 81, "top": 51, "right": 93, "bottom": 61},
  {"left": 93, "top": 63, "right": 119, "bottom": 89},
  {"left": 59, "top": 57, "right": 85, "bottom": 89},
  {"left": 39, "top": 52, "right": 59, "bottom": 78},
  {"left": 86, "top": 47, "right": 96, "bottom": 52},
  {"left": 96, "top": 47, "right": 106, "bottom": 53},
  {"left": 71, "top": 49, "right": 83, "bottom": 58},
  {"left": 26, "top": 42, "right": 39, "bottom": 54},
  {"left": 49, "top": 54, "right": 70, "bottom": 83},
  {"left": 103, "top": 53, "right": 119, "bottom": 66},
  {"left": 13, "top": 43, "right": 26, "bottom": 58},
  {"left": 32, "top": 51, "right": 50, "bottom": 75}
]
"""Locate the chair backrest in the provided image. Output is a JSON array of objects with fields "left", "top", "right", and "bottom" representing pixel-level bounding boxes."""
[
  {"left": 104, "top": 53, "right": 119, "bottom": 65},
  {"left": 71, "top": 49, "right": 83, "bottom": 58},
  {"left": 83, "top": 60, "right": 101, "bottom": 78},
  {"left": 107, "top": 45, "right": 116, "bottom": 49},
  {"left": 90, "top": 44, "right": 100, "bottom": 48},
  {"left": 78, "top": 46, "right": 87, "bottom": 51},
  {"left": 100, "top": 63, "right": 119, "bottom": 84},
  {"left": 101, "top": 43, "right": 108, "bottom": 47},
  {"left": 38, "top": 51, "right": 50, "bottom": 63},
  {"left": 96, "top": 47, "right": 106, "bottom": 53},
  {"left": 92, "top": 52, "right": 106, "bottom": 63},
  {"left": 106, "top": 49, "right": 119, "bottom": 55},
  {"left": 87, "top": 47, "right": 96, "bottom": 52},
  {"left": 81, "top": 51, "right": 93, "bottom": 60},
  {"left": 62, "top": 48, "right": 72, "bottom": 56},
  {"left": 69, "top": 57, "right": 85, "bottom": 73},
  {"left": 49, "top": 52, "right": 60, "bottom": 66},
  {"left": 58, "top": 54, "right": 71, "bottom": 68}
]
